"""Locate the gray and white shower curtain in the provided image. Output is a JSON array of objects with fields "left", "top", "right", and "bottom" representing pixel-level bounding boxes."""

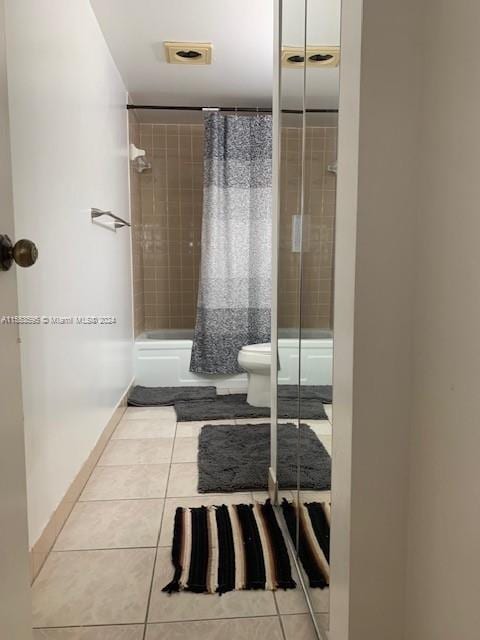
[{"left": 190, "top": 112, "right": 272, "bottom": 374}]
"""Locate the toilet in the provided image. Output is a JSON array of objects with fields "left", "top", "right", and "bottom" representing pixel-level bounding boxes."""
[{"left": 238, "top": 343, "right": 271, "bottom": 407}]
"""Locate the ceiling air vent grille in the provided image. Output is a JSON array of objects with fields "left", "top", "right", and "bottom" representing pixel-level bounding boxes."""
[
  {"left": 282, "top": 46, "right": 340, "bottom": 68},
  {"left": 164, "top": 42, "right": 213, "bottom": 65}
]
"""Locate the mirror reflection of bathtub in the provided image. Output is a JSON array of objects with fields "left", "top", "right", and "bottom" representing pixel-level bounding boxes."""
[{"left": 134, "top": 328, "right": 332, "bottom": 390}]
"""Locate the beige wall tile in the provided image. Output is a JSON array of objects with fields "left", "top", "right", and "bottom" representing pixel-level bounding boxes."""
[
  {"left": 131, "top": 123, "right": 203, "bottom": 331},
  {"left": 132, "top": 121, "right": 337, "bottom": 332},
  {"left": 279, "top": 123, "right": 337, "bottom": 330}
]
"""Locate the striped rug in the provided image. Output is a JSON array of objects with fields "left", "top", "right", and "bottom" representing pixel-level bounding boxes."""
[
  {"left": 282, "top": 499, "right": 331, "bottom": 589},
  {"left": 162, "top": 500, "right": 330, "bottom": 594}
]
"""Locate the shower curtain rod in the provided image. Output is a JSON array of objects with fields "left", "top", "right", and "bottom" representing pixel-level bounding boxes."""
[{"left": 126, "top": 104, "right": 339, "bottom": 114}]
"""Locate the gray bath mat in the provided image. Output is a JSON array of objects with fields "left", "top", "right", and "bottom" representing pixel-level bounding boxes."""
[
  {"left": 198, "top": 423, "right": 331, "bottom": 492},
  {"left": 279, "top": 385, "right": 332, "bottom": 404},
  {"left": 128, "top": 385, "right": 217, "bottom": 407},
  {"left": 174, "top": 394, "right": 328, "bottom": 421}
]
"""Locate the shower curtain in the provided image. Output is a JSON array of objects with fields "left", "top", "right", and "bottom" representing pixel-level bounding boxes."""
[{"left": 190, "top": 112, "right": 272, "bottom": 374}]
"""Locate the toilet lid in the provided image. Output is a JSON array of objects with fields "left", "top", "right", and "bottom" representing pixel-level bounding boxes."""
[{"left": 241, "top": 342, "right": 271, "bottom": 353}]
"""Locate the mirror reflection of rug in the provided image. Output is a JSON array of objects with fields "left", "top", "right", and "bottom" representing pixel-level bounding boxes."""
[{"left": 281, "top": 498, "right": 331, "bottom": 589}]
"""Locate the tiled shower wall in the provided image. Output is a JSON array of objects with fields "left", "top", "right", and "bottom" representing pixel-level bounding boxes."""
[
  {"left": 278, "top": 125, "right": 337, "bottom": 330},
  {"left": 130, "top": 122, "right": 204, "bottom": 334},
  {"left": 129, "top": 118, "right": 337, "bottom": 335}
]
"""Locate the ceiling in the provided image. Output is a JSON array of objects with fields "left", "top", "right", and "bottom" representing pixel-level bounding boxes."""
[{"left": 90, "top": 0, "right": 340, "bottom": 121}]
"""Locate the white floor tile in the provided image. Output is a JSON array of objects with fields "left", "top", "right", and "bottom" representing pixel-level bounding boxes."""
[
  {"left": 318, "top": 435, "right": 332, "bottom": 455},
  {"left": 125, "top": 407, "right": 176, "bottom": 420},
  {"left": 308, "top": 588, "right": 330, "bottom": 614},
  {"left": 146, "top": 617, "right": 283, "bottom": 640},
  {"left": 113, "top": 419, "right": 176, "bottom": 439},
  {"left": 54, "top": 499, "right": 163, "bottom": 550},
  {"left": 252, "top": 490, "right": 294, "bottom": 503},
  {"left": 282, "top": 614, "right": 330, "bottom": 640},
  {"left": 32, "top": 549, "right": 155, "bottom": 627},
  {"left": 324, "top": 405, "right": 333, "bottom": 422},
  {"left": 175, "top": 420, "right": 235, "bottom": 438},
  {"left": 33, "top": 626, "right": 144, "bottom": 639},
  {"left": 81, "top": 464, "right": 169, "bottom": 501},
  {"left": 235, "top": 418, "right": 271, "bottom": 425},
  {"left": 306, "top": 420, "right": 332, "bottom": 436},
  {"left": 148, "top": 548, "right": 277, "bottom": 622},
  {"left": 299, "top": 490, "right": 331, "bottom": 504},
  {"left": 275, "top": 564, "right": 330, "bottom": 615},
  {"left": 166, "top": 463, "right": 199, "bottom": 497},
  {"left": 99, "top": 438, "right": 173, "bottom": 466},
  {"left": 171, "top": 436, "right": 198, "bottom": 463}
]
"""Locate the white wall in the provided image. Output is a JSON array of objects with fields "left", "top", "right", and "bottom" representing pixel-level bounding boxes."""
[
  {"left": 5, "top": 0, "right": 133, "bottom": 545},
  {"left": 334, "top": 1, "right": 480, "bottom": 638},
  {"left": 331, "top": 0, "right": 421, "bottom": 637},
  {"left": 405, "top": 2, "right": 480, "bottom": 638}
]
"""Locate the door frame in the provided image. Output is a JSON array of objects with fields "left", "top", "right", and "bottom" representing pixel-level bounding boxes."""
[
  {"left": 329, "top": 0, "right": 363, "bottom": 637},
  {"left": 0, "top": 0, "right": 33, "bottom": 638}
]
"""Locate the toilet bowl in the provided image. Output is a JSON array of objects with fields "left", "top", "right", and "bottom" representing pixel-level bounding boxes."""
[{"left": 238, "top": 343, "right": 271, "bottom": 407}]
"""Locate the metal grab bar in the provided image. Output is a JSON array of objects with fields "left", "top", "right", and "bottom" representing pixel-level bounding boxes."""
[{"left": 91, "top": 208, "right": 131, "bottom": 231}]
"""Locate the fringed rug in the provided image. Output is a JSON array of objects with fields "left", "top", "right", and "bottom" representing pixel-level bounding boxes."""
[
  {"left": 162, "top": 500, "right": 331, "bottom": 595},
  {"left": 163, "top": 500, "right": 296, "bottom": 594},
  {"left": 281, "top": 499, "right": 331, "bottom": 589}
]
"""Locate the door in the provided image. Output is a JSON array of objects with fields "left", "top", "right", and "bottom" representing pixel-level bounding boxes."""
[{"left": 0, "top": 0, "right": 33, "bottom": 638}]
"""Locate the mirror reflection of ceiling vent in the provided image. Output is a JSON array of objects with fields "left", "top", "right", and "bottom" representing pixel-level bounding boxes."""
[
  {"left": 164, "top": 42, "right": 213, "bottom": 65},
  {"left": 282, "top": 46, "right": 340, "bottom": 68}
]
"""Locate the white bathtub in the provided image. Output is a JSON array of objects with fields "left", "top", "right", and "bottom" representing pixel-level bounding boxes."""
[{"left": 134, "top": 328, "right": 333, "bottom": 390}]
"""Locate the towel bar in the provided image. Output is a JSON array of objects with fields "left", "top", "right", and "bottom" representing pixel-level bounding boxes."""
[{"left": 91, "top": 208, "right": 131, "bottom": 231}]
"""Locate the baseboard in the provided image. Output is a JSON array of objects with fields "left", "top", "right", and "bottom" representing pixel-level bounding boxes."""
[{"left": 29, "top": 378, "right": 134, "bottom": 583}]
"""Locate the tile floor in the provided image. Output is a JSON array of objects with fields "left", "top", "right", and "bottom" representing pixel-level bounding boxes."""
[{"left": 32, "top": 403, "right": 332, "bottom": 640}]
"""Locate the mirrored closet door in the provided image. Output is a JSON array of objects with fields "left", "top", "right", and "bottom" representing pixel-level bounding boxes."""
[{"left": 276, "top": 1, "right": 339, "bottom": 637}]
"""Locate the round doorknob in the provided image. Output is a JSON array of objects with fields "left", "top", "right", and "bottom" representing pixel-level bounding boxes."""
[
  {"left": 0, "top": 235, "right": 38, "bottom": 271},
  {"left": 13, "top": 238, "right": 38, "bottom": 267}
]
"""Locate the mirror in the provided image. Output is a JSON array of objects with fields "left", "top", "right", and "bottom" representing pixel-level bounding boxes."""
[{"left": 277, "top": 0, "right": 339, "bottom": 636}]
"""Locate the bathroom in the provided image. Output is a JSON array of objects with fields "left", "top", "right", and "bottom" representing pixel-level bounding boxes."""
[
  {"left": 1, "top": 1, "right": 337, "bottom": 638},
  {"left": 131, "top": 110, "right": 336, "bottom": 394},
  {"left": 5, "top": 1, "right": 479, "bottom": 640}
]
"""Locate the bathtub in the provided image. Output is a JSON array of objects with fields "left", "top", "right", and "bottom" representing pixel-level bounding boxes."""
[{"left": 134, "top": 328, "right": 333, "bottom": 390}]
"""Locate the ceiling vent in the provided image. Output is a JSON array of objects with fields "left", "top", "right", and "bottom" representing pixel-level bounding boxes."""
[
  {"left": 164, "top": 42, "right": 213, "bottom": 65},
  {"left": 282, "top": 46, "right": 340, "bottom": 68}
]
